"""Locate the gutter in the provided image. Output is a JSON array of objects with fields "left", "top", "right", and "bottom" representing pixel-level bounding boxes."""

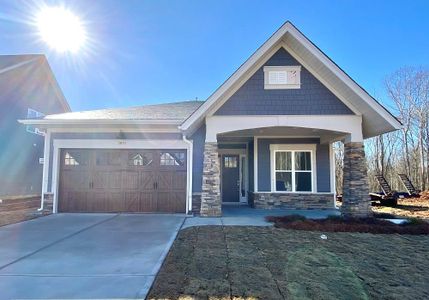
[
  {"left": 182, "top": 134, "right": 193, "bottom": 214},
  {"left": 18, "top": 119, "right": 183, "bottom": 126}
]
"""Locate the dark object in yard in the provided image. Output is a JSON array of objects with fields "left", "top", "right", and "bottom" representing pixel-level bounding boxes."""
[
  {"left": 370, "top": 174, "right": 398, "bottom": 206},
  {"left": 266, "top": 214, "right": 429, "bottom": 235},
  {"left": 398, "top": 174, "right": 420, "bottom": 197}
]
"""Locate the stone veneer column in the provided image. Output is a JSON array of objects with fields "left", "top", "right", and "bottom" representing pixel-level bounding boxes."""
[
  {"left": 341, "top": 142, "right": 372, "bottom": 217},
  {"left": 200, "top": 142, "right": 222, "bottom": 216}
]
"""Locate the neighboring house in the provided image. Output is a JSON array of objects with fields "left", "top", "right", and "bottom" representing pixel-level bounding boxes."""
[
  {"left": 0, "top": 55, "right": 70, "bottom": 197},
  {"left": 21, "top": 22, "right": 401, "bottom": 217}
]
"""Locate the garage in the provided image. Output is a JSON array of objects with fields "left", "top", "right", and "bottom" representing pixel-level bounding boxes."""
[{"left": 58, "top": 148, "right": 187, "bottom": 213}]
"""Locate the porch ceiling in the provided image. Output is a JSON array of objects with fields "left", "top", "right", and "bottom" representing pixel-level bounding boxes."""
[{"left": 218, "top": 126, "right": 345, "bottom": 144}]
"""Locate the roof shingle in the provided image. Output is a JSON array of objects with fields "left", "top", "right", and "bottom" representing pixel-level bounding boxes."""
[{"left": 44, "top": 100, "right": 204, "bottom": 121}]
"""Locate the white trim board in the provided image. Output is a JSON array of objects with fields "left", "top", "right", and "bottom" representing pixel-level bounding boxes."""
[
  {"left": 206, "top": 115, "right": 364, "bottom": 143},
  {"left": 50, "top": 138, "right": 192, "bottom": 214}
]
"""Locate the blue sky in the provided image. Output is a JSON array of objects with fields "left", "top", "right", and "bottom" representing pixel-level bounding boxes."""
[{"left": 0, "top": 0, "right": 428, "bottom": 112}]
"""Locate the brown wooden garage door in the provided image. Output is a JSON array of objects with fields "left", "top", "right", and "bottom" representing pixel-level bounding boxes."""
[{"left": 58, "top": 149, "right": 187, "bottom": 213}]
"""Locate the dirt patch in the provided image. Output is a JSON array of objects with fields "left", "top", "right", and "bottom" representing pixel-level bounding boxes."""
[
  {"left": 148, "top": 226, "right": 429, "bottom": 299},
  {"left": 266, "top": 215, "right": 429, "bottom": 234},
  {"left": 372, "top": 196, "right": 429, "bottom": 219}
]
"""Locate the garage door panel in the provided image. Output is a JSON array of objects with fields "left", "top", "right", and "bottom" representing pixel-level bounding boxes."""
[
  {"left": 87, "top": 193, "right": 107, "bottom": 212},
  {"left": 61, "top": 171, "right": 89, "bottom": 190},
  {"left": 156, "top": 191, "right": 171, "bottom": 212},
  {"left": 171, "top": 191, "right": 186, "bottom": 213},
  {"left": 124, "top": 192, "right": 140, "bottom": 211},
  {"left": 123, "top": 171, "right": 139, "bottom": 190},
  {"left": 140, "top": 192, "right": 157, "bottom": 212},
  {"left": 157, "top": 172, "right": 173, "bottom": 190},
  {"left": 172, "top": 171, "right": 187, "bottom": 190},
  {"left": 59, "top": 148, "right": 187, "bottom": 213},
  {"left": 141, "top": 171, "right": 156, "bottom": 190}
]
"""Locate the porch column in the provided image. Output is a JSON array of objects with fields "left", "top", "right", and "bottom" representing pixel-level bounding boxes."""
[
  {"left": 341, "top": 141, "right": 372, "bottom": 217},
  {"left": 200, "top": 142, "right": 222, "bottom": 216}
]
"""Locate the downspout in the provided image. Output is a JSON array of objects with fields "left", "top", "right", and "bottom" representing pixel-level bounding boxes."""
[
  {"left": 38, "top": 130, "right": 50, "bottom": 211},
  {"left": 182, "top": 134, "right": 193, "bottom": 214}
]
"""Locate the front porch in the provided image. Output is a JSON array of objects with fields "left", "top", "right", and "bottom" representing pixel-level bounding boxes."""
[
  {"left": 184, "top": 204, "right": 340, "bottom": 228},
  {"left": 198, "top": 115, "right": 371, "bottom": 218}
]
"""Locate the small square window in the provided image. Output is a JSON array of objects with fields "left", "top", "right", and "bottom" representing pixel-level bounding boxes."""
[{"left": 224, "top": 156, "right": 238, "bottom": 168}]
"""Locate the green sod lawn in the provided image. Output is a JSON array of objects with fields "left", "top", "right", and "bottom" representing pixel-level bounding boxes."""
[{"left": 148, "top": 226, "right": 429, "bottom": 300}]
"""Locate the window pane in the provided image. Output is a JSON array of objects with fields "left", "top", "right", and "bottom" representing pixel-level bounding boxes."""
[
  {"left": 224, "top": 156, "right": 238, "bottom": 168},
  {"left": 96, "top": 152, "right": 121, "bottom": 166},
  {"left": 160, "top": 152, "right": 185, "bottom": 166},
  {"left": 295, "top": 152, "right": 311, "bottom": 171},
  {"left": 128, "top": 152, "right": 153, "bottom": 166},
  {"left": 295, "top": 172, "right": 312, "bottom": 192},
  {"left": 275, "top": 152, "right": 291, "bottom": 170},
  {"left": 275, "top": 172, "right": 292, "bottom": 191},
  {"left": 64, "top": 151, "right": 88, "bottom": 166}
]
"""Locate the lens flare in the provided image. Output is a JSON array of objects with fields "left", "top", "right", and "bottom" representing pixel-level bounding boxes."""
[{"left": 36, "top": 6, "right": 87, "bottom": 53}]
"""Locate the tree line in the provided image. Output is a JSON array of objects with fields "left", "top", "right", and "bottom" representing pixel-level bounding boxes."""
[{"left": 335, "top": 67, "right": 429, "bottom": 194}]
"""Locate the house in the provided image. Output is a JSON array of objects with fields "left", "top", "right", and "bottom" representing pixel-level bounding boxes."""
[
  {"left": 20, "top": 22, "right": 401, "bottom": 217},
  {"left": 0, "top": 55, "right": 70, "bottom": 197}
]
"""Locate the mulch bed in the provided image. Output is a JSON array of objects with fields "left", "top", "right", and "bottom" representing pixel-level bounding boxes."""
[
  {"left": 266, "top": 215, "right": 429, "bottom": 235},
  {"left": 148, "top": 226, "right": 429, "bottom": 299}
]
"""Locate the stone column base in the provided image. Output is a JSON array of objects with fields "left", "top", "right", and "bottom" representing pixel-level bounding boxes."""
[
  {"left": 200, "top": 143, "right": 221, "bottom": 217},
  {"left": 341, "top": 142, "right": 372, "bottom": 218}
]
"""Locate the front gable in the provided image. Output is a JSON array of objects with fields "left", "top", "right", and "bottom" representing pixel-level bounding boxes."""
[{"left": 214, "top": 48, "right": 354, "bottom": 116}]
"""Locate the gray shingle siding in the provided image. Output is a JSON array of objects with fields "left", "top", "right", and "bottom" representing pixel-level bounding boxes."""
[
  {"left": 257, "top": 138, "right": 330, "bottom": 192},
  {"left": 190, "top": 125, "right": 206, "bottom": 193},
  {"left": 215, "top": 48, "right": 353, "bottom": 116}
]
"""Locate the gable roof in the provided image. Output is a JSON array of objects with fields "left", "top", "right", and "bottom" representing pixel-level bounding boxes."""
[
  {"left": 180, "top": 21, "right": 401, "bottom": 139},
  {"left": 0, "top": 54, "right": 70, "bottom": 112},
  {"left": 24, "top": 100, "right": 203, "bottom": 125}
]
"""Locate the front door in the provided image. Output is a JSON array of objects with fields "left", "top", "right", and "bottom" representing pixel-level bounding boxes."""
[{"left": 221, "top": 155, "right": 240, "bottom": 202}]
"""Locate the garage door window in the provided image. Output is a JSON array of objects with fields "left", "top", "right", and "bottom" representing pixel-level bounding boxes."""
[
  {"left": 160, "top": 152, "right": 185, "bottom": 166},
  {"left": 96, "top": 152, "right": 121, "bottom": 166},
  {"left": 64, "top": 151, "right": 88, "bottom": 166},
  {"left": 128, "top": 152, "right": 153, "bottom": 166}
]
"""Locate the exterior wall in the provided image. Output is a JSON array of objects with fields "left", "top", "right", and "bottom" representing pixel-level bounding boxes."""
[
  {"left": 47, "top": 132, "right": 183, "bottom": 192},
  {"left": 215, "top": 48, "right": 353, "bottom": 116},
  {"left": 0, "top": 60, "right": 68, "bottom": 196},
  {"left": 248, "top": 140, "right": 254, "bottom": 192},
  {"left": 256, "top": 138, "right": 330, "bottom": 192},
  {"left": 190, "top": 125, "right": 205, "bottom": 193},
  {"left": 249, "top": 192, "right": 334, "bottom": 210}
]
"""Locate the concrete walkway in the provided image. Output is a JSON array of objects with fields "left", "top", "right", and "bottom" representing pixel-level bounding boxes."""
[
  {"left": 182, "top": 205, "right": 340, "bottom": 228},
  {"left": 0, "top": 213, "right": 185, "bottom": 299}
]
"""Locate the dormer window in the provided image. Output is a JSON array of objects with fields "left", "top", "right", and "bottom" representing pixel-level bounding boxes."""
[{"left": 264, "top": 66, "right": 301, "bottom": 89}]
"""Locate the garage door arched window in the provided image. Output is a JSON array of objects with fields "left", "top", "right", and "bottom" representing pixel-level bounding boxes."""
[{"left": 160, "top": 151, "right": 185, "bottom": 166}]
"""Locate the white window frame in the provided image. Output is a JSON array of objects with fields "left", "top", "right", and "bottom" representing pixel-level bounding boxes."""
[
  {"left": 270, "top": 144, "right": 317, "bottom": 193},
  {"left": 263, "top": 66, "right": 301, "bottom": 89}
]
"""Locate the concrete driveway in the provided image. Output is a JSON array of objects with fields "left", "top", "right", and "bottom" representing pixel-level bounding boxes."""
[{"left": 0, "top": 213, "right": 185, "bottom": 299}]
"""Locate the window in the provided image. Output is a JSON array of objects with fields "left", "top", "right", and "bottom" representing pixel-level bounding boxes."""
[
  {"left": 64, "top": 151, "right": 88, "bottom": 166},
  {"left": 272, "top": 146, "right": 314, "bottom": 192},
  {"left": 128, "top": 152, "right": 153, "bottom": 166},
  {"left": 160, "top": 152, "right": 185, "bottom": 166},
  {"left": 96, "top": 151, "right": 121, "bottom": 166},
  {"left": 264, "top": 66, "right": 301, "bottom": 89},
  {"left": 26, "top": 108, "right": 45, "bottom": 136},
  {"left": 224, "top": 156, "right": 238, "bottom": 168}
]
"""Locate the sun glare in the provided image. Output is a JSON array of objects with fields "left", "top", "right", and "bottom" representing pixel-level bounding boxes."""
[{"left": 36, "top": 6, "right": 87, "bottom": 53}]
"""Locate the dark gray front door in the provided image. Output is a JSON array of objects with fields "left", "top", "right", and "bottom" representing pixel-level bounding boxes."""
[{"left": 221, "top": 155, "right": 240, "bottom": 202}]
